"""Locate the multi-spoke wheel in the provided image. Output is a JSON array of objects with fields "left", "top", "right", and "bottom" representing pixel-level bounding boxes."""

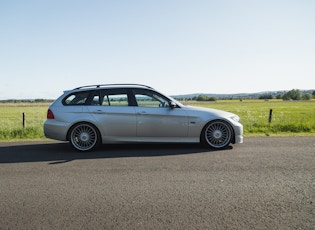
[
  {"left": 201, "top": 120, "right": 233, "bottom": 149},
  {"left": 69, "top": 123, "right": 100, "bottom": 151}
]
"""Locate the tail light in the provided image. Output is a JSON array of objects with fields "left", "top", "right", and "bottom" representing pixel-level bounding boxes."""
[{"left": 47, "top": 109, "right": 55, "bottom": 119}]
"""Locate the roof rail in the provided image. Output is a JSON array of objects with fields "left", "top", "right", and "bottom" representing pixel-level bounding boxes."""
[{"left": 74, "top": 84, "right": 153, "bottom": 90}]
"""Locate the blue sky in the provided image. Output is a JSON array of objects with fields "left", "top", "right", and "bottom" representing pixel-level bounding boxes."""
[{"left": 0, "top": 0, "right": 314, "bottom": 99}]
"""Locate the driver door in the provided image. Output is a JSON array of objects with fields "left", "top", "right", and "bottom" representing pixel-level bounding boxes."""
[{"left": 133, "top": 89, "right": 189, "bottom": 137}]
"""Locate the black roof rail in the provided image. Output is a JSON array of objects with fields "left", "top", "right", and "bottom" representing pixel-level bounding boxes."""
[{"left": 74, "top": 84, "right": 153, "bottom": 90}]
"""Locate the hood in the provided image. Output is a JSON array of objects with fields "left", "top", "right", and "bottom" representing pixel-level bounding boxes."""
[{"left": 183, "top": 105, "right": 237, "bottom": 118}]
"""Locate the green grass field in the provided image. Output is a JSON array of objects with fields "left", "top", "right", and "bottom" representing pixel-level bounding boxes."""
[
  {"left": 0, "top": 100, "right": 314, "bottom": 141},
  {"left": 186, "top": 100, "right": 315, "bottom": 136},
  {"left": 0, "top": 103, "right": 49, "bottom": 141}
]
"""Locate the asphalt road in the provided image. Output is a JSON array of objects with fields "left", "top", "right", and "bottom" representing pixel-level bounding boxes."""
[{"left": 0, "top": 137, "right": 314, "bottom": 230}]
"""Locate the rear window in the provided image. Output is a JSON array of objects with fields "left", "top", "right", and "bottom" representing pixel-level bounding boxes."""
[{"left": 63, "top": 91, "right": 90, "bottom": 105}]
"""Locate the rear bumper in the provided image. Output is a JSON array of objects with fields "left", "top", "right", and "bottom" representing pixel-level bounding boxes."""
[{"left": 44, "top": 120, "right": 69, "bottom": 141}]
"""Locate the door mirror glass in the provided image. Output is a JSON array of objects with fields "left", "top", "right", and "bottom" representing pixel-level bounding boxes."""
[{"left": 170, "top": 101, "right": 177, "bottom": 108}]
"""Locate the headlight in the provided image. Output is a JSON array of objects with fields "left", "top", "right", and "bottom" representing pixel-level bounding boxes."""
[{"left": 231, "top": 115, "right": 240, "bottom": 123}]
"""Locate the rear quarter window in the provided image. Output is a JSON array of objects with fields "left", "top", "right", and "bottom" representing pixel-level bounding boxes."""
[{"left": 62, "top": 91, "right": 90, "bottom": 105}]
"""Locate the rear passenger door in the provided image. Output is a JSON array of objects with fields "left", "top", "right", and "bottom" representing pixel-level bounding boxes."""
[{"left": 87, "top": 89, "right": 137, "bottom": 139}]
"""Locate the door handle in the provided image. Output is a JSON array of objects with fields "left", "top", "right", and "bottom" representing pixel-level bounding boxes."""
[{"left": 138, "top": 111, "right": 148, "bottom": 115}]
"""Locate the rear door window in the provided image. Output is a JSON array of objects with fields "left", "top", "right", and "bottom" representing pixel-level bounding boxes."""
[{"left": 101, "top": 89, "right": 130, "bottom": 106}]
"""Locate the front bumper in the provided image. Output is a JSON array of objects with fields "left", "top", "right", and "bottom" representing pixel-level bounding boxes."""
[{"left": 233, "top": 122, "right": 243, "bottom": 144}]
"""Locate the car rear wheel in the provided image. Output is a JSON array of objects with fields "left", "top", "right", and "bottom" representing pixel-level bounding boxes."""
[
  {"left": 69, "top": 123, "right": 100, "bottom": 151},
  {"left": 201, "top": 120, "right": 232, "bottom": 149}
]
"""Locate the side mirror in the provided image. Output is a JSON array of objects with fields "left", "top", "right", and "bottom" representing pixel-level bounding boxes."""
[{"left": 170, "top": 101, "right": 177, "bottom": 108}]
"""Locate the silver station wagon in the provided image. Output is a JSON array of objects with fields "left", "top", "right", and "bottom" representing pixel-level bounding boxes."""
[{"left": 44, "top": 84, "right": 243, "bottom": 151}]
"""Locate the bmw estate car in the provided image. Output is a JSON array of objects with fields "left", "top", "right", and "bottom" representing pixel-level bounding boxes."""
[{"left": 44, "top": 84, "right": 243, "bottom": 151}]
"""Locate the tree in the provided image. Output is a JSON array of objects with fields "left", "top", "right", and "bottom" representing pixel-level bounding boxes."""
[
  {"left": 312, "top": 90, "right": 315, "bottom": 98},
  {"left": 196, "top": 95, "right": 208, "bottom": 101},
  {"left": 196, "top": 95, "right": 217, "bottom": 101},
  {"left": 302, "top": 94, "right": 312, "bottom": 100},
  {"left": 282, "top": 89, "right": 302, "bottom": 101},
  {"left": 276, "top": 94, "right": 283, "bottom": 99},
  {"left": 208, "top": 96, "right": 217, "bottom": 101},
  {"left": 259, "top": 94, "right": 273, "bottom": 100}
]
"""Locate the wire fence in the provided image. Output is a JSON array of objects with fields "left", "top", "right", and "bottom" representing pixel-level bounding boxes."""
[{"left": 0, "top": 104, "right": 48, "bottom": 130}]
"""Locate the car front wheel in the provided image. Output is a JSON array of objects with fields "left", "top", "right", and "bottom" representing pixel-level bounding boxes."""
[
  {"left": 201, "top": 120, "right": 233, "bottom": 149},
  {"left": 69, "top": 123, "right": 100, "bottom": 152}
]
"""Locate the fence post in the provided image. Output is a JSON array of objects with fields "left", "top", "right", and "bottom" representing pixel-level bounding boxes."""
[
  {"left": 268, "top": 109, "right": 273, "bottom": 124},
  {"left": 22, "top": 112, "right": 26, "bottom": 128}
]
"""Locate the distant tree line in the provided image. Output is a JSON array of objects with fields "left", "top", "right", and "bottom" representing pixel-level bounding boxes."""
[
  {"left": 194, "top": 95, "right": 217, "bottom": 101},
  {"left": 259, "top": 89, "right": 315, "bottom": 101},
  {"left": 3, "top": 89, "right": 314, "bottom": 103},
  {"left": 0, "top": 99, "right": 54, "bottom": 103}
]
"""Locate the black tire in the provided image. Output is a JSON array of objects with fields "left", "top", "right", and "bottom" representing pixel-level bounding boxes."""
[
  {"left": 201, "top": 120, "right": 233, "bottom": 149},
  {"left": 69, "top": 123, "right": 100, "bottom": 152}
]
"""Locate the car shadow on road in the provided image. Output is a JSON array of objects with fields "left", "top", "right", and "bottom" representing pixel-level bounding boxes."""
[{"left": 0, "top": 141, "right": 233, "bottom": 164}]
